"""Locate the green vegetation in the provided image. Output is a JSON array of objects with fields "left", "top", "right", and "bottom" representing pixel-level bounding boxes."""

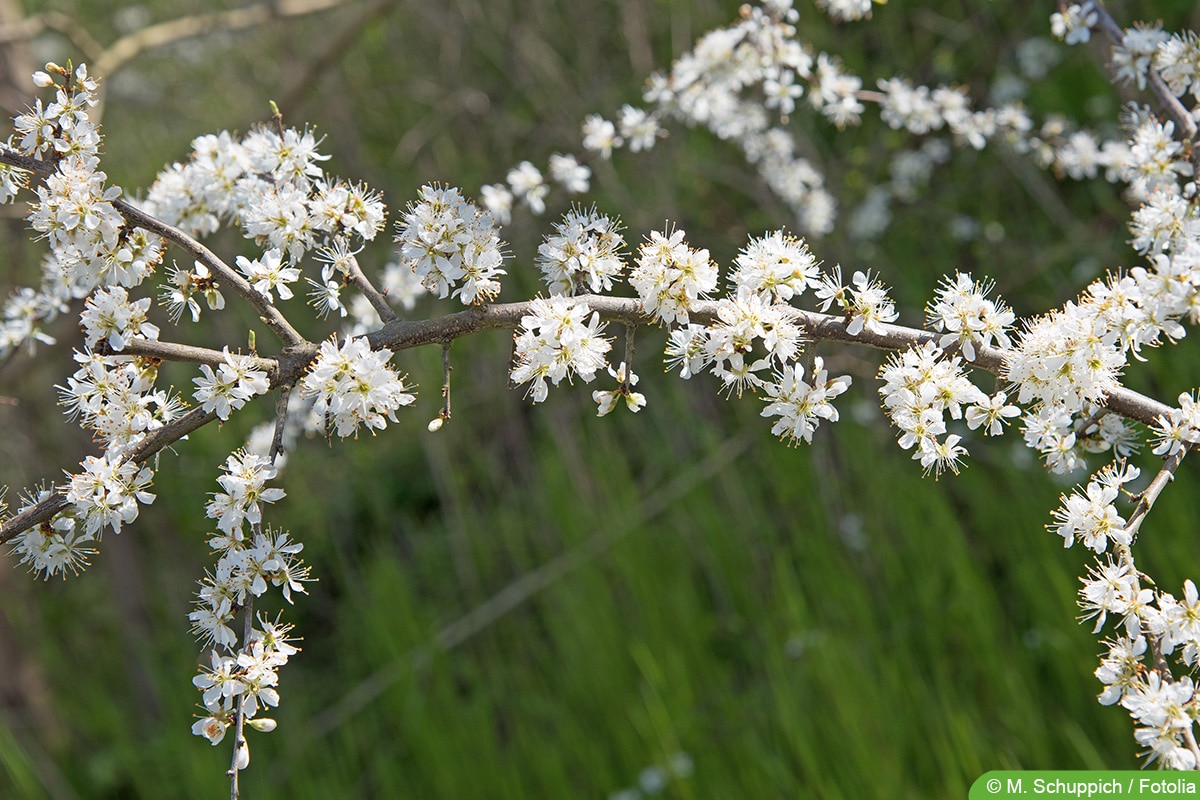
[{"left": 3, "top": 0, "right": 1199, "bottom": 797}]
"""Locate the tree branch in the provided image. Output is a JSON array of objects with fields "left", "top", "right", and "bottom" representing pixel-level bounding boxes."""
[
  {"left": 0, "top": 145, "right": 309, "bottom": 348},
  {"left": 0, "top": 11, "right": 105, "bottom": 63},
  {"left": 1092, "top": 0, "right": 1199, "bottom": 141},
  {"left": 0, "top": 405, "right": 218, "bottom": 544},
  {"left": 104, "top": 338, "right": 271, "bottom": 371},
  {"left": 112, "top": 199, "right": 309, "bottom": 348},
  {"left": 1, "top": 293, "right": 1178, "bottom": 545}
]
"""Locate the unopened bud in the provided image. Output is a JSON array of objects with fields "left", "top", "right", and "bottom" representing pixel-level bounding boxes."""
[
  {"left": 235, "top": 740, "right": 250, "bottom": 770},
  {"left": 248, "top": 717, "right": 277, "bottom": 733},
  {"left": 427, "top": 417, "right": 444, "bottom": 432},
  {"left": 32, "top": 71, "right": 53, "bottom": 88}
]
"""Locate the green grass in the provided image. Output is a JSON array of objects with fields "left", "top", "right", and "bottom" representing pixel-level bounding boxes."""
[{"left": 3, "top": 0, "right": 1199, "bottom": 797}]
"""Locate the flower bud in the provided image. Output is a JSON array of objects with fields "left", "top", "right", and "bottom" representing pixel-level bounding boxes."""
[
  {"left": 427, "top": 417, "right": 443, "bottom": 432},
  {"left": 32, "top": 71, "right": 53, "bottom": 88},
  {"left": 235, "top": 741, "right": 250, "bottom": 770},
  {"left": 248, "top": 717, "right": 277, "bottom": 733}
]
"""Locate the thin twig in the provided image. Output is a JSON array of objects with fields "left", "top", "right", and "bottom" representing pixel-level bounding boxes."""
[
  {"left": 94, "top": 0, "right": 350, "bottom": 78},
  {"left": 270, "top": 385, "right": 292, "bottom": 464},
  {"left": 1091, "top": 0, "right": 1198, "bottom": 141},
  {"left": 0, "top": 144, "right": 309, "bottom": 348},
  {"left": 0, "top": 12, "right": 105, "bottom": 61},
  {"left": 346, "top": 258, "right": 398, "bottom": 324},
  {"left": 1183, "top": 726, "right": 1200, "bottom": 770},
  {"left": 0, "top": 405, "right": 218, "bottom": 543},
  {"left": 104, "top": 338, "right": 273, "bottom": 372},
  {"left": 227, "top": 593, "right": 255, "bottom": 798},
  {"left": 112, "top": 199, "right": 308, "bottom": 348},
  {"left": 621, "top": 323, "right": 637, "bottom": 393},
  {"left": 439, "top": 341, "right": 452, "bottom": 424},
  {"left": 1123, "top": 446, "right": 1188, "bottom": 543}
]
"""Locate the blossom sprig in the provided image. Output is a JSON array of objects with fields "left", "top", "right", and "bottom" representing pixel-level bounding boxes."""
[
  {"left": 536, "top": 206, "right": 626, "bottom": 296},
  {"left": 394, "top": 183, "right": 507, "bottom": 305},
  {"left": 704, "top": 293, "right": 803, "bottom": 397},
  {"left": 191, "top": 614, "right": 302, "bottom": 757},
  {"left": 189, "top": 441, "right": 307, "bottom": 768},
  {"left": 1150, "top": 390, "right": 1200, "bottom": 456},
  {"left": 730, "top": 230, "right": 820, "bottom": 303},
  {"left": 15, "top": 61, "right": 101, "bottom": 160},
  {"left": 235, "top": 248, "right": 301, "bottom": 303},
  {"left": 1051, "top": 2, "right": 1098, "bottom": 46},
  {"left": 1006, "top": 301, "right": 1126, "bottom": 415},
  {"left": 190, "top": 450, "right": 306, "bottom": 649},
  {"left": 5, "top": 485, "right": 93, "bottom": 580},
  {"left": 6, "top": 1, "right": 1200, "bottom": 780},
  {"left": 510, "top": 296, "right": 612, "bottom": 403},
  {"left": 592, "top": 362, "right": 646, "bottom": 416},
  {"left": 1049, "top": 461, "right": 1139, "bottom": 553},
  {"left": 205, "top": 450, "right": 287, "bottom": 538},
  {"left": 79, "top": 285, "right": 160, "bottom": 351},
  {"left": 58, "top": 349, "right": 184, "bottom": 451},
  {"left": 760, "top": 357, "right": 851, "bottom": 445},
  {"left": 1080, "top": 559, "right": 1148, "bottom": 638},
  {"left": 878, "top": 342, "right": 991, "bottom": 477},
  {"left": 160, "top": 260, "right": 226, "bottom": 323},
  {"left": 193, "top": 348, "right": 272, "bottom": 421},
  {"left": 141, "top": 123, "right": 383, "bottom": 273},
  {"left": 816, "top": 266, "right": 899, "bottom": 336},
  {"left": 301, "top": 336, "right": 415, "bottom": 438},
  {"left": 63, "top": 451, "right": 155, "bottom": 537},
  {"left": 925, "top": 272, "right": 1015, "bottom": 361},
  {"left": 629, "top": 227, "right": 718, "bottom": 325}
]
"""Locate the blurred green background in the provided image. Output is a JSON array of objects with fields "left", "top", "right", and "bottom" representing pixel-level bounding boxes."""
[{"left": 3, "top": 0, "right": 1200, "bottom": 797}]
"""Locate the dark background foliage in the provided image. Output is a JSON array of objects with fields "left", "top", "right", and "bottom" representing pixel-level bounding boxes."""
[{"left": 3, "top": 0, "right": 1200, "bottom": 797}]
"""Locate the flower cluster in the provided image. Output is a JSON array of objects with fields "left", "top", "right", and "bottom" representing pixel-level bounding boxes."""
[
  {"left": 394, "top": 184, "right": 507, "bottom": 304},
  {"left": 205, "top": 450, "right": 287, "bottom": 538},
  {"left": 59, "top": 350, "right": 183, "bottom": 451},
  {"left": 193, "top": 348, "right": 272, "bottom": 421},
  {"left": 480, "top": 153, "right": 590, "bottom": 223},
  {"left": 816, "top": 267, "right": 899, "bottom": 336},
  {"left": 236, "top": 248, "right": 301, "bottom": 303},
  {"left": 1050, "top": 3, "right": 1097, "bottom": 45},
  {"left": 702, "top": 294, "right": 803, "bottom": 396},
  {"left": 924, "top": 272, "right": 1014, "bottom": 361},
  {"left": 301, "top": 336, "right": 415, "bottom": 437},
  {"left": 79, "top": 285, "right": 160, "bottom": 351},
  {"left": 191, "top": 624, "right": 296, "bottom": 753},
  {"left": 730, "top": 230, "right": 820, "bottom": 303},
  {"left": 592, "top": 362, "right": 646, "bottom": 416},
  {"left": 1066, "top": 458, "right": 1200, "bottom": 770},
  {"left": 1150, "top": 391, "right": 1200, "bottom": 456},
  {"left": 145, "top": 126, "right": 379, "bottom": 248},
  {"left": 188, "top": 453, "right": 307, "bottom": 765},
  {"left": 760, "top": 358, "right": 851, "bottom": 444},
  {"left": 536, "top": 206, "right": 626, "bottom": 296},
  {"left": 160, "top": 260, "right": 226, "bottom": 323},
  {"left": 878, "top": 342, "right": 1016, "bottom": 476},
  {"left": 510, "top": 296, "right": 612, "bottom": 403},
  {"left": 1049, "top": 462, "right": 1137, "bottom": 553},
  {"left": 63, "top": 452, "right": 155, "bottom": 537},
  {"left": 6, "top": 487, "right": 93, "bottom": 580},
  {"left": 1006, "top": 302, "right": 1125, "bottom": 414},
  {"left": 629, "top": 228, "right": 718, "bottom": 325}
]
